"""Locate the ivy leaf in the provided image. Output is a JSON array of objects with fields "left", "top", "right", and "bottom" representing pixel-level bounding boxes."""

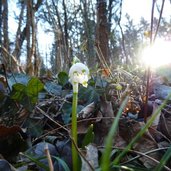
[
  {"left": 79, "top": 86, "right": 100, "bottom": 105},
  {"left": 26, "top": 77, "right": 44, "bottom": 104},
  {"left": 58, "top": 71, "right": 69, "bottom": 87},
  {"left": 11, "top": 83, "right": 26, "bottom": 101},
  {"left": 62, "top": 102, "right": 84, "bottom": 124}
]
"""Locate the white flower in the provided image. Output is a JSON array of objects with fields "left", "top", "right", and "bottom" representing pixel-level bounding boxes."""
[{"left": 69, "top": 62, "right": 90, "bottom": 93}]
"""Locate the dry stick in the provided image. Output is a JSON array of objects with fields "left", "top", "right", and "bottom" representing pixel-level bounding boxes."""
[
  {"left": 144, "top": 0, "right": 155, "bottom": 123},
  {"left": 95, "top": 45, "right": 114, "bottom": 78},
  {"left": 98, "top": 146, "right": 171, "bottom": 171},
  {"left": 44, "top": 143, "right": 54, "bottom": 171},
  {"left": 34, "top": 115, "right": 171, "bottom": 144},
  {"left": 118, "top": 0, "right": 128, "bottom": 65},
  {"left": 121, "top": 147, "right": 169, "bottom": 162},
  {"left": 122, "top": 147, "right": 171, "bottom": 171},
  {"left": 2, "top": 64, "right": 12, "bottom": 92},
  {"left": 71, "top": 136, "right": 94, "bottom": 171},
  {"left": 1, "top": 46, "right": 25, "bottom": 73},
  {"left": 153, "top": 0, "right": 165, "bottom": 42},
  {"left": 36, "top": 106, "right": 69, "bottom": 133},
  {"left": 144, "top": 0, "right": 165, "bottom": 123},
  {"left": 36, "top": 106, "right": 94, "bottom": 170}
]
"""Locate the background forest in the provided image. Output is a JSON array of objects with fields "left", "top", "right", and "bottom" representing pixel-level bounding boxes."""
[
  {"left": 1, "top": 0, "right": 171, "bottom": 75},
  {"left": 1, "top": 0, "right": 171, "bottom": 171}
]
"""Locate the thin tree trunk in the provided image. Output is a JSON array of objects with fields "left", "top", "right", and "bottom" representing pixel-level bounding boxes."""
[
  {"left": 0, "top": 0, "right": 2, "bottom": 62},
  {"left": 96, "top": 0, "right": 110, "bottom": 67},
  {"left": 2, "top": 0, "right": 9, "bottom": 52},
  {"left": 62, "top": 0, "right": 71, "bottom": 69},
  {"left": 2, "top": 0, "right": 10, "bottom": 68},
  {"left": 26, "top": 0, "right": 32, "bottom": 75},
  {"left": 31, "top": 5, "right": 36, "bottom": 75},
  {"left": 82, "top": 0, "right": 96, "bottom": 67},
  {"left": 52, "top": 0, "right": 70, "bottom": 71},
  {"left": 12, "top": 2, "right": 25, "bottom": 60}
]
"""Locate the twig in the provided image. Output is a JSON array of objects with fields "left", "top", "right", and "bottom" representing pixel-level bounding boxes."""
[
  {"left": 35, "top": 106, "right": 69, "bottom": 133},
  {"left": 150, "top": 0, "right": 155, "bottom": 44},
  {"left": 95, "top": 45, "right": 113, "bottom": 78},
  {"left": 121, "top": 147, "right": 171, "bottom": 171},
  {"left": 153, "top": 0, "right": 165, "bottom": 42},
  {"left": 144, "top": 0, "right": 156, "bottom": 123},
  {"left": 35, "top": 106, "right": 95, "bottom": 170},
  {"left": 98, "top": 146, "right": 171, "bottom": 171},
  {"left": 71, "top": 136, "right": 94, "bottom": 171},
  {"left": 118, "top": 0, "right": 128, "bottom": 64},
  {"left": 1, "top": 45, "right": 25, "bottom": 73},
  {"left": 44, "top": 143, "right": 54, "bottom": 171},
  {"left": 1, "top": 64, "right": 11, "bottom": 92}
]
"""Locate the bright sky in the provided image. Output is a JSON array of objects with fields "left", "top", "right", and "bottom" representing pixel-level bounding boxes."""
[
  {"left": 122, "top": 0, "right": 171, "bottom": 24},
  {"left": 122, "top": 0, "right": 151, "bottom": 23}
]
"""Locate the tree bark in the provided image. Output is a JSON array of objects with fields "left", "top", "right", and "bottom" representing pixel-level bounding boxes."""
[
  {"left": 26, "top": 0, "right": 33, "bottom": 75},
  {"left": 12, "top": 2, "right": 25, "bottom": 59},
  {"left": 2, "top": 0, "right": 9, "bottom": 52},
  {"left": 81, "top": 0, "right": 96, "bottom": 67},
  {"left": 96, "top": 0, "right": 110, "bottom": 67},
  {"left": 0, "top": 0, "right": 2, "bottom": 62},
  {"left": 1, "top": 0, "right": 10, "bottom": 68}
]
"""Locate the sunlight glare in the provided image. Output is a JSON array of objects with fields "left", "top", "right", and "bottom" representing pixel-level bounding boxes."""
[{"left": 141, "top": 39, "right": 171, "bottom": 69}]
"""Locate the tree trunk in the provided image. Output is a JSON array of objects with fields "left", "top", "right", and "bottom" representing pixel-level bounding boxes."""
[
  {"left": 0, "top": 0, "right": 2, "bottom": 62},
  {"left": 96, "top": 0, "right": 110, "bottom": 67},
  {"left": 2, "top": 0, "right": 9, "bottom": 52},
  {"left": 62, "top": 0, "right": 71, "bottom": 69},
  {"left": 82, "top": 0, "right": 96, "bottom": 67},
  {"left": 12, "top": 2, "right": 25, "bottom": 60},
  {"left": 2, "top": 0, "right": 10, "bottom": 68},
  {"left": 26, "top": 0, "right": 32, "bottom": 75}
]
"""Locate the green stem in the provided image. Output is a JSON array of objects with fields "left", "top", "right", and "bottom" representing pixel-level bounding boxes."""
[{"left": 72, "top": 92, "right": 78, "bottom": 171}]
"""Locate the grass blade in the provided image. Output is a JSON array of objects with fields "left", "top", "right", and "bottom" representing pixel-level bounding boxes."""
[
  {"left": 53, "top": 156, "right": 70, "bottom": 171},
  {"left": 154, "top": 146, "right": 171, "bottom": 171},
  {"left": 101, "top": 96, "right": 129, "bottom": 171},
  {"left": 21, "top": 153, "right": 49, "bottom": 171},
  {"left": 113, "top": 93, "right": 171, "bottom": 165}
]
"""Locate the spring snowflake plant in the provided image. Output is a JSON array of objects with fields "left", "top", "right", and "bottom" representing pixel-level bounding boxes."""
[
  {"left": 69, "top": 62, "right": 90, "bottom": 93},
  {"left": 69, "top": 62, "right": 90, "bottom": 171}
]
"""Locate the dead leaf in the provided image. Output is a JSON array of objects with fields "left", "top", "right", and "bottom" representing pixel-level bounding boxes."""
[
  {"left": 0, "top": 125, "right": 27, "bottom": 162},
  {"left": 81, "top": 144, "right": 99, "bottom": 171},
  {"left": 78, "top": 102, "right": 95, "bottom": 119},
  {"left": 119, "top": 119, "right": 160, "bottom": 168},
  {"left": 94, "top": 97, "right": 114, "bottom": 145},
  {"left": 158, "top": 111, "right": 171, "bottom": 140},
  {"left": 0, "top": 125, "right": 22, "bottom": 139}
]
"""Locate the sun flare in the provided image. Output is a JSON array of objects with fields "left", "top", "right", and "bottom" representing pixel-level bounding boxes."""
[{"left": 141, "top": 39, "right": 171, "bottom": 68}]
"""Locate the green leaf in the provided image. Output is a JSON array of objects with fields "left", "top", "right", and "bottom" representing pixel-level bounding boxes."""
[
  {"left": 82, "top": 124, "right": 94, "bottom": 148},
  {"left": 61, "top": 102, "right": 72, "bottom": 124},
  {"left": 21, "top": 153, "right": 49, "bottom": 171},
  {"left": 7, "top": 73, "right": 30, "bottom": 89},
  {"left": 61, "top": 102, "right": 84, "bottom": 124},
  {"left": 11, "top": 83, "right": 26, "bottom": 101},
  {"left": 79, "top": 86, "right": 100, "bottom": 105},
  {"left": 53, "top": 156, "right": 70, "bottom": 171},
  {"left": 45, "top": 81, "right": 62, "bottom": 96},
  {"left": 58, "top": 71, "right": 69, "bottom": 86},
  {"left": 26, "top": 77, "right": 44, "bottom": 104}
]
